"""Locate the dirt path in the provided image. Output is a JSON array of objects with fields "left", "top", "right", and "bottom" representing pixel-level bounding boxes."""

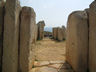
[
  {"left": 30, "top": 38, "right": 74, "bottom": 72},
  {"left": 35, "top": 37, "right": 66, "bottom": 61}
]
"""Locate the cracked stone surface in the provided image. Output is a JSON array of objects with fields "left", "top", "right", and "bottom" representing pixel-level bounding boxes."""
[
  {"left": 48, "top": 64, "right": 62, "bottom": 69},
  {"left": 34, "top": 61, "right": 50, "bottom": 67}
]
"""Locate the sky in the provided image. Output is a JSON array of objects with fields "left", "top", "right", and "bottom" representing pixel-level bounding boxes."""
[{"left": 20, "top": 0, "right": 92, "bottom": 27}]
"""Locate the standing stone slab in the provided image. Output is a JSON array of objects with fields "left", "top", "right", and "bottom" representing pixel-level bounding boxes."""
[
  {"left": 57, "top": 28, "right": 63, "bottom": 41},
  {"left": 66, "top": 11, "right": 88, "bottom": 72},
  {"left": 33, "top": 24, "right": 38, "bottom": 43},
  {"left": 0, "top": 1, "right": 4, "bottom": 71},
  {"left": 89, "top": 1, "right": 96, "bottom": 72},
  {"left": 62, "top": 26, "right": 66, "bottom": 40},
  {"left": 37, "top": 21, "right": 45, "bottom": 40},
  {"left": 2, "top": 0, "right": 21, "bottom": 72},
  {"left": 52, "top": 28, "right": 55, "bottom": 38},
  {"left": 20, "top": 7, "right": 36, "bottom": 72},
  {"left": 34, "top": 24, "right": 38, "bottom": 42},
  {"left": 52, "top": 27, "right": 58, "bottom": 40}
]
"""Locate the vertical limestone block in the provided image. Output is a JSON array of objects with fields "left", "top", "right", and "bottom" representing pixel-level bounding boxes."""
[
  {"left": 37, "top": 21, "right": 45, "bottom": 40},
  {"left": 34, "top": 24, "right": 38, "bottom": 42},
  {"left": 52, "top": 28, "right": 54, "bottom": 38},
  {"left": 62, "top": 26, "right": 66, "bottom": 40},
  {"left": 66, "top": 11, "right": 88, "bottom": 72},
  {"left": 57, "top": 28, "right": 63, "bottom": 41},
  {"left": 2, "top": 0, "right": 21, "bottom": 72},
  {"left": 0, "top": 1, "right": 4, "bottom": 71},
  {"left": 89, "top": 1, "right": 96, "bottom": 72},
  {"left": 20, "top": 7, "right": 36, "bottom": 72},
  {"left": 52, "top": 27, "right": 58, "bottom": 40}
]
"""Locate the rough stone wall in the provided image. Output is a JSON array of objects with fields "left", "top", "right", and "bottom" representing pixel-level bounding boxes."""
[
  {"left": 66, "top": 11, "right": 88, "bottom": 72},
  {"left": 37, "top": 21, "right": 45, "bottom": 40},
  {"left": 89, "top": 1, "right": 96, "bottom": 72},
  {"left": 2, "top": 0, "right": 21, "bottom": 72},
  {"left": 19, "top": 7, "right": 36, "bottom": 72},
  {"left": 0, "top": 1, "right": 4, "bottom": 71}
]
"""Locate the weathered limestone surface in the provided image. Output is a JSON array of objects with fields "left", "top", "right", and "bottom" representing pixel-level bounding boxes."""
[
  {"left": 2, "top": 0, "right": 21, "bottom": 72},
  {"left": 53, "top": 27, "right": 66, "bottom": 41},
  {"left": 52, "top": 28, "right": 55, "bottom": 38},
  {"left": 37, "top": 21, "right": 45, "bottom": 40},
  {"left": 34, "top": 24, "right": 38, "bottom": 42},
  {"left": 52, "top": 27, "right": 58, "bottom": 40},
  {"left": 0, "top": 1, "right": 4, "bottom": 71},
  {"left": 33, "top": 24, "right": 38, "bottom": 43},
  {"left": 62, "top": 26, "right": 66, "bottom": 40},
  {"left": 66, "top": 11, "right": 88, "bottom": 72},
  {"left": 89, "top": 1, "right": 96, "bottom": 72},
  {"left": 52, "top": 28, "right": 55, "bottom": 39},
  {"left": 57, "top": 28, "right": 63, "bottom": 41},
  {"left": 20, "top": 7, "right": 36, "bottom": 72}
]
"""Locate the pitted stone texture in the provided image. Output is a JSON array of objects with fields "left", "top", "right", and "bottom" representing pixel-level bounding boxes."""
[
  {"left": 0, "top": 1, "right": 4, "bottom": 71},
  {"left": 52, "top": 27, "right": 58, "bottom": 40},
  {"left": 20, "top": 7, "right": 36, "bottom": 72},
  {"left": 57, "top": 28, "right": 63, "bottom": 41},
  {"left": 53, "top": 27, "right": 66, "bottom": 41},
  {"left": 62, "top": 26, "right": 66, "bottom": 40},
  {"left": 2, "top": 0, "right": 21, "bottom": 72},
  {"left": 34, "top": 24, "right": 38, "bottom": 43},
  {"left": 37, "top": 21, "right": 45, "bottom": 40},
  {"left": 66, "top": 11, "right": 88, "bottom": 72},
  {"left": 89, "top": 1, "right": 96, "bottom": 72}
]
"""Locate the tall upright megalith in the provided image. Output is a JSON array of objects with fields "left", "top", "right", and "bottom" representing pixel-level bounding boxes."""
[
  {"left": 0, "top": 1, "right": 4, "bottom": 71},
  {"left": 2, "top": 0, "right": 21, "bottom": 72},
  {"left": 19, "top": 7, "right": 36, "bottom": 72},
  {"left": 89, "top": 1, "right": 96, "bottom": 72},
  {"left": 66, "top": 11, "right": 88, "bottom": 72},
  {"left": 52, "top": 27, "right": 58, "bottom": 40},
  {"left": 37, "top": 21, "right": 45, "bottom": 40},
  {"left": 34, "top": 24, "right": 38, "bottom": 42},
  {"left": 57, "top": 27, "right": 63, "bottom": 41},
  {"left": 62, "top": 26, "right": 66, "bottom": 40}
]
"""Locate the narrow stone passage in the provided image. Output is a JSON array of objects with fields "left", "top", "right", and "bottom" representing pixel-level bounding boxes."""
[{"left": 30, "top": 38, "right": 74, "bottom": 72}]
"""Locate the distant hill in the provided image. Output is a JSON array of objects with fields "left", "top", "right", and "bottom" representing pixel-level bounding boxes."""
[{"left": 44, "top": 27, "right": 52, "bottom": 32}]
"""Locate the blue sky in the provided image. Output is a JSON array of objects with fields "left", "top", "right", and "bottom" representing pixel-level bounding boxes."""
[{"left": 20, "top": 0, "right": 92, "bottom": 27}]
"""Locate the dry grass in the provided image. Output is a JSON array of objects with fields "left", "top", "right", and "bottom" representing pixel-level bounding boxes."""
[{"left": 34, "top": 37, "right": 66, "bottom": 61}]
